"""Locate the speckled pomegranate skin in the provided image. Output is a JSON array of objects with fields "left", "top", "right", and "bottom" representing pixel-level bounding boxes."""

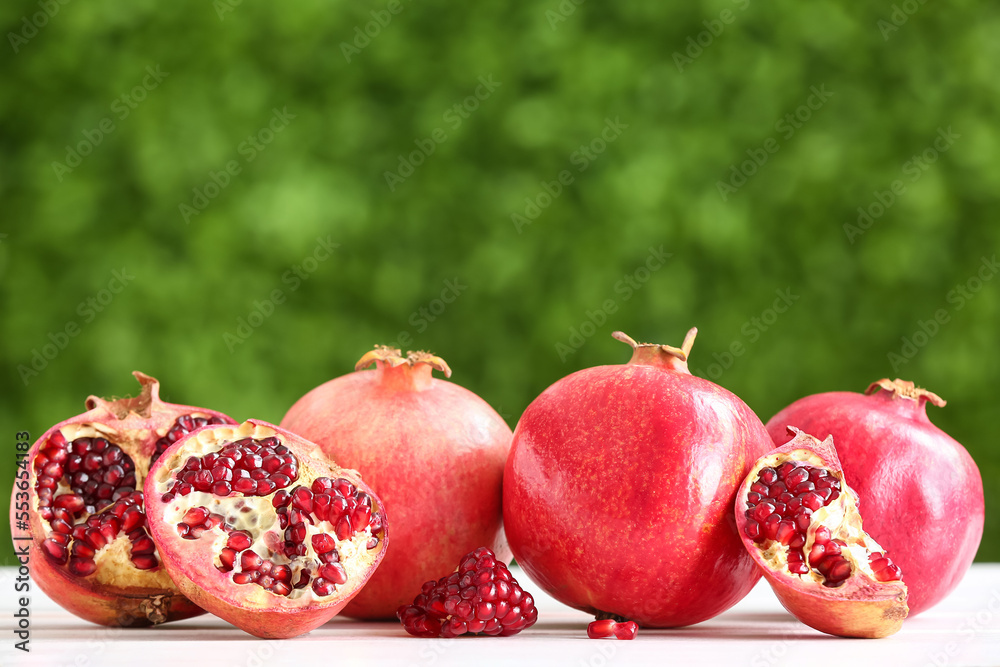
[
  {"left": 503, "top": 331, "right": 773, "bottom": 627},
  {"left": 766, "top": 381, "right": 984, "bottom": 616}
]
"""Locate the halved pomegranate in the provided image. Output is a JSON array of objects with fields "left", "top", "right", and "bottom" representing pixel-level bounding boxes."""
[
  {"left": 735, "top": 428, "right": 908, "bottom": 638},
  {"left": 144, "top": 419, "right": 388, "bottom": 639},
  {"left": 11, "top": 372, "right": 235, "bottom": 626}
]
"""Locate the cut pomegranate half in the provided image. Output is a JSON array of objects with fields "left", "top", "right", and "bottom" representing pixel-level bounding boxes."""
[
  {"left": 736, "top": 428, "right": 908, "bottom": 638},
  {"left": 15, "top": 372, "right": 235, "bottom": 627},
  {"left": 144, "top": 419, "right": 388, "bottom": 638}
]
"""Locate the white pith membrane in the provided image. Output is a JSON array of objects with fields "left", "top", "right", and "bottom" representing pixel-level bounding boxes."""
[
  {"left": 750, "top": 449, "right": 886, "bottom": 587},
  {"left": 35, "top": 422, "right": 174, "bottom": 589},
  {"left": 152, "top": 421, "right": 385, "bottom": 604}
]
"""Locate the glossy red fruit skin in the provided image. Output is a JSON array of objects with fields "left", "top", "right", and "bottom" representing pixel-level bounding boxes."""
[
  {"left": 503, "top": 330, "right": 774, "bottom": 627},
  {"left": 9, "top": 372, "right": 234, "bottom": 627},
  {"left": 144, "top": 419, "right": 389, "bottom": 639},
  {"left": 280, "top": 347, "right": 511, "bottom": 619},
  {"left": 735, "top": 429, "right": 908, "bottom": 638},
  {"left": 766, "top": 379, "right": 984, "bottom": 616}
]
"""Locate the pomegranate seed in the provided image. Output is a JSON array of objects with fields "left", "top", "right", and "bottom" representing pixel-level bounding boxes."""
[
  {"left": 42, "top": 538, "right": 68, "bottom": 563},
  {"left": 182, "top": 507, "right": 209, "bottom": 526},
  {"left": 767, "top": 482, "right": 787, "bottom": 499},
  {"left": 777, "top": 462, "right": 797, "bottom": 479},
  {"left": 121, "top": 507, "right": 144, "bottom": 532},
  {"left": 241, "top": 550, "right": 262, "bottom": 571},
  {"left": 784, "top": 467, "right": 809, "bottom": 488},
  {"left": 131, "top": 535, "right": 156, "bottom": 555},
  {"left": 775, "top": 521, "right": 795, "bottom": 545},
  {"left": 319, "top": 563, "right": 348, "bottom": 585},
  {"left": 825, "top": 559, "right": 852, "bottom": 584},
  {"left": 68, "top": 558, "right": 97, "bottom": 577},
  {"left": 227, "top": 531, "right": 252, "bottom": 551},
  {"left": 132, "top": 555, "right": 158, "bottom": 570},
  {"left": 219, "top": 548, "right": 237, "bottom": 571},
  {"left": 233, "top": 572, "right": 257, "bottom": 585},
  {"left": 312, "top": 534, "right": 336, "bottom": 554},
  {"left": 212, "top": 481, "right": 232, "bottom": 496},
  {"left": 613, "top": 621, "right": 638, "bottom": 640},
  {"left": 752, "top": 502, "right": 775, "bottom": 523},
  {"left": 788, "top": 561, "right": 810, "bottom": 575},
  {"left": 85, "top": 528, "right": 108, "bottom": 549},
  {"left": 319, "top": 549, "right": 341, "bottom": 564},
  {"left": 312, "top": 477, "right": 334, "bottom": 493},
  {"left": 292, "top": 487, "right": 313, "bottom": 512},
  {"left": 272, "top": 490, "right": 291, "bottom": 508},
  {"left": 53, "top": 494, "right": 85, "bottom": 512},
  {"left": 335, "top": 516, "right": 353, "bottom": 541},
  {"left": 312, "top": 578, "right": 336, "bottom": 596}
]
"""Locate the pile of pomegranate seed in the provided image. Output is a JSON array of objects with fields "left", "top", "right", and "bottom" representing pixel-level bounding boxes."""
[
  {"left": 164, "top": 438, "right": 382, "bottom": 599},
  {"left": 35, "top": 431, "right": 138, "bottom": 521},
  {"left": 587, "top": 619, "right": 638, "bottom": 640},
  {"left": 151, "top": 414, "right": 231, "bottom": 464},
  {"left": 744, "top": 461, "right": 902, "bottom": 586},
  {"left": 397, "top": 547, "right": 538, "bottom": 638},
  {"left": 40, "top": 492, "right": 157, "bottom": 575},
  {"left": 33, "top": 430, "right": 161, "bottom": 577},
  {"left": 162, "top": 437, "right": 298, "bottom": 499}
]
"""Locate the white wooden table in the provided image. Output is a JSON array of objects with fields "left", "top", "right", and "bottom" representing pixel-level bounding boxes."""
[{"left": 2, "top": 564, "right": 998, "bottom": 666}]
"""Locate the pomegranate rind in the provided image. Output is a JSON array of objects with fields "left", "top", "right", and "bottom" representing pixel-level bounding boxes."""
[
  {"left": 10, "top": 372, "right": 233, "bottom": 627},
  {"left": 144, "top": 419, "right": 389, "bottom": 639},
  {"left": 503, "top": 329, "right": 774, "bottom": 627},
  {"left": 735, "top": 429, "right": 908, "bottom": 638},
  {"left": 766, "top": 381, "right": 983, "bottom": 616},
  {"left": 281, "top": 349, "right": 510, "bottom": 619}
]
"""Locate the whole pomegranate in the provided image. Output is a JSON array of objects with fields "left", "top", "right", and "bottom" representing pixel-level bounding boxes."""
[
  {"left": 144, "top": 419, "right": 389, "bottom": 639},
  {"left": 280, "top": 345, "right": 511, "bottom": 619},
  {"left": 766, "top": 378, "right": 984, "bottom": 616},
  {"left": 9, "top": 372, "right": 235, "bottom": 626},
  {"left": 503, "top": 329, "right": 774, "bottom": 627},
  {"left": 736, "top": 428, "right": 908, "bottom": 638}
]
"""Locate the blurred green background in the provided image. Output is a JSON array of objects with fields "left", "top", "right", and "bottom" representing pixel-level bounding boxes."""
[{"left": 1, "top": 0, "right": 997, "bottom": 566}]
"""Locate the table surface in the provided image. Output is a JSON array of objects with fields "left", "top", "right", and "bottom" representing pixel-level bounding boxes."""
[{"left": 2, "top": 563, "right": 999, "bottom": 667}]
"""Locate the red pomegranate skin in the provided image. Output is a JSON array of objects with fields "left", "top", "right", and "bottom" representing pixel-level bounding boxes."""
[
  {"left": 766, "top": 380, "right": 984, "bottom": 616},
  {"left": 280, "top": 348, "right": 511, "bottom": 619},
  {"left": 503, "top": 330, "right": 774, "bottom": 627}
]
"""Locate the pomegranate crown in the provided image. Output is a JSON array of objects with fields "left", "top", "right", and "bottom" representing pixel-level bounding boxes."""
[
  {"left": 354, "top": 345, "right": 452, "bottom": 378},
  {"left": 84, "top": 371, "right": 161, "bottom": 420},
  {"left": 612, "top": 328, "right": 697, "bottom": 373},
  {"left": 865, "top": 378, "right": 945, "bottom": 408}
]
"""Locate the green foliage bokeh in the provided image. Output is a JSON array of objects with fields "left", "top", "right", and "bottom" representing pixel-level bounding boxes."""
[{"left": 2, "top": 0, "right": 998, "bottom": 566}]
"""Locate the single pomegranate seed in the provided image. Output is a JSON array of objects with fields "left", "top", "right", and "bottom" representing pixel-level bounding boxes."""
[
  {"left": 68, "top": 558, "right": 97, "bottom": 577},
  {"left": 132, "top": 555, "right": 158, "bottom": 570},
  {"left": 312, "top": 534, "right": 336, "bottom": 554},
  {"left": 587, "top": 619, "right": 616, "bottom": 639},
  {"left": 41, "top": 538, "right": 69, "bottom": 564},
  {"left": 227, "top": 531, "right": 252, "bottom": 551},
  {"left": 319, "top": 563, "right": 348, "bottom": 585},
  {"left": 398, "top": 548, "right": 537, "bottom": 638}
]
